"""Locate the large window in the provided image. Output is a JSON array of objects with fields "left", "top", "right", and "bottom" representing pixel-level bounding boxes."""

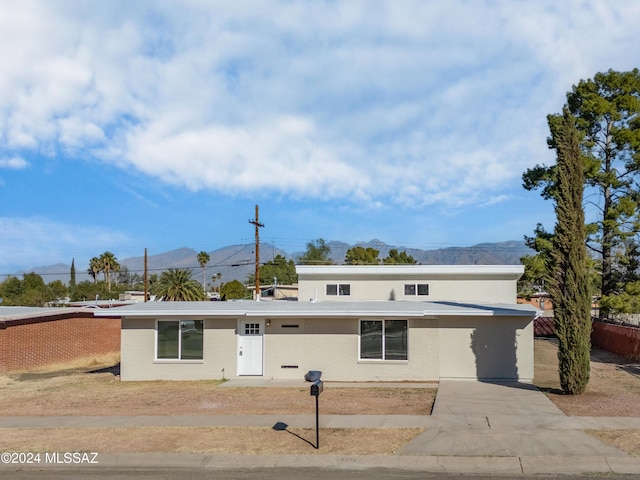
[
  {"left": 360, "top": 320, "right": 408, "bottom": 360},
  {"left": 404, "top": 283, "right": 429, "bottom": 296},
  {"left": 157, "top": 320, "right": 203, "bottom": 360},
  {"left": 326, "top": 284, "right": 351, "bottom": 296}
]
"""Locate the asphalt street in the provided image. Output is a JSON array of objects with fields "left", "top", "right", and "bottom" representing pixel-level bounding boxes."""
[{"left": 3, "top": 468, "right": 640, "bottom": 480}]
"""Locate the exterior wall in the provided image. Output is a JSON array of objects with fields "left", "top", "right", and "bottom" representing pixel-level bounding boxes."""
[
  {"left": 437, "top": 315, "right": 534, "bottom": 382},
  {"left": 298, "top": 274, "right": 518, "bottom": 304},
  {"left": 263, "top": 317, "right": 439, "bottom": 382},
  {"left": 120, "top": 316, "right": 237, "bottom": 381},
  {"left": 123, "top": 313, "right": 545, "bottom": 382},
  {"left": 591, "top": 321, "right": 640, "bottom": 362},
  {"left": 0, "top": 313, "right": 120, "bottom": 374}
]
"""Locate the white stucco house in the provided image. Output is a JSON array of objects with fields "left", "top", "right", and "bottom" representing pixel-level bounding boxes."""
[{"left": 96, "top": 265, "right": 537, "bottom": 382}]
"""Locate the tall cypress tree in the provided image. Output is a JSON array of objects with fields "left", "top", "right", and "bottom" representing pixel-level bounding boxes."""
[
  {"left": 550, "top": 108, "right": 591, "bottom": 394},
  {"left": 70, "top": 258, "right": 76, "bottom": 290}
]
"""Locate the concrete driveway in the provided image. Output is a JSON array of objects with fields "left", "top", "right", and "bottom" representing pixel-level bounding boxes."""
[{"left": 397, "top": 380, "right": 627, "bottom": 457}]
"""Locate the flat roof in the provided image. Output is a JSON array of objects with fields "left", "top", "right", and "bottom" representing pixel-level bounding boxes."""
[
  {"left": 93, "top": 300, "right": 537, "bottom": 318},
  {"left": 295, "top": 264, "right": 524, "bottom": 277},
  {"left": 0, "top": 306, "right": 96, "bottom": 322}
]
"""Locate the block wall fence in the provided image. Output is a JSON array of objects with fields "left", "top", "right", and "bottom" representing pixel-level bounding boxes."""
[
  {"left": 591, "top": 320, "right": 640, "bottom": 362},
  {"left": 0, "top": 311, "right": 120, "bottom": 373}
]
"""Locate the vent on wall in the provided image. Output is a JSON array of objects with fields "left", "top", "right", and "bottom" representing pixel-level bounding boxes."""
[
  {"left": 282, "top": 324, "right": 299, "bottom": 328},
  {"left": 281, "top": 365, "right": 299, "bottom": 369}
]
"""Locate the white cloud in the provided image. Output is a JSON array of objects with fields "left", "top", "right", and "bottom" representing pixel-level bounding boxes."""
[
  {"left": 1, "top": 1, "right": 639, "bottom": 209},
  {"left": 0, "top": 157, "right": 28, "bottom": 169}
]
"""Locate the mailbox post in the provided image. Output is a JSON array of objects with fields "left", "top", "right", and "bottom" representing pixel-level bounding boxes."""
[{"left": 310, "top": 380, "right": 323, "bottom": 449}]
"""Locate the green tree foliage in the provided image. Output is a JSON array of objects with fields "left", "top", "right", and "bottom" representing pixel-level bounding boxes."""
[
  {"left": 88, "top": 257, "right": 101, "bottom": 284},
  {"left": 247, "top": 255, "right": 297, "bottom": 286},
  {"left": 523, "top": 69, "right": 640, "bottom": 315},
  {"left": 154, "top": 268, "right": 205, "bottom": 301},
  {"left": 297, "top": 239, "right": 333, "bottom": 265},
  {"left": 70, "top": 258, "right": 76, "bottom": 291},
  {"left": 116, "top": 266, "right": 143, "bottom": 288},
  {"left": 382, "top": 249, "right": 417, "bottom": 264},
  {"left": 0, "top": 273, "right": 68, "bottom": 306},
  {"left": 197, "top": 251, "right": 210, "bottom": 293},
  {"left": 518, "top": 224, "right": 554, "bottom": 297},
  {"left": 71, "top": 281, "right": 117, "bottom": 302},
  {"left": 99, "top": 251, "right": 120, "bottom": 292},
  {"left": 345, "top": 246, "right": 380, "bottom": 265},
  {"left": 550, "top": 108, "right": 591, "bottom": 395},
  {"left": 219, "top": 279, "right": 249, "bottom": 300}
]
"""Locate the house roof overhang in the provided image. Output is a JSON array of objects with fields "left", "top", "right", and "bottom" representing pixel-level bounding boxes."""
[
  {"left": 295, "top": 264, "right": 525, "bottom": 280},
  {"left": 93, "top": 300, "right": 537, "bottom": 319}
]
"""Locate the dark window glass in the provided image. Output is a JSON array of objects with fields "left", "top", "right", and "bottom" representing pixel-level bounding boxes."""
[
  {"left": 385, "top": 320, "right": 408, "bottom": 360},
  {"left": 158, "top": 321, "right": 179, "bottom": 359},
  {"left": 404, "top": 284, "right": 416, "bottom": 295},
  {"left": 180, "top": 320, "right": 203, "bottom": 360},
  {"left": 326, "top": 284, "right": 338, "bottom": 295},
  {"left": 157, "top": 320, "right": 203, "bottom": 360},
  {"left": 339, "top": 284, "right": 351, "bottom": 296},
  {"left": 360, "top": 320, "right": 408, "bottom": 360},
  {"left": 360, "top": 320, "right": 383, "bottom": 359},
  {"left": 417, "top": 284, "right": 429, "bottom": 296}
]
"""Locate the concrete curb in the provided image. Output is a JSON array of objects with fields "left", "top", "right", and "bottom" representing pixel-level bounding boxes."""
[{"left": 2, "top": 453, "right": 640, "bottom": 475}]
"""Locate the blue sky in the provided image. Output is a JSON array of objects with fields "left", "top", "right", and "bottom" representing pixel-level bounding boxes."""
[{"left": 1, "top": 0, "right": 640, "bottom": 274}]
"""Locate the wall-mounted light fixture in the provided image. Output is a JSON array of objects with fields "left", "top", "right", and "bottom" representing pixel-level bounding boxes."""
[{"left": 266, "top": 319, "right": 271, "bottom": 326}]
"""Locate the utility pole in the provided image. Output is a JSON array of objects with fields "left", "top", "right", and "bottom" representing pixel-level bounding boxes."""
[
  {"left": 249, "top": 205, "right": 264, "bottom": 301},
  {"left": 144, "top": 248, "right": 148, "bottom": 302}
]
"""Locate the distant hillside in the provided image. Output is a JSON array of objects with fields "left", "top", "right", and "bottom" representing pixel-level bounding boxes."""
[
  {"left": 14, "top": 240, "right": 533, "bottom": 286},
  {"left": 293, "top": 239, "right": 532, "bottom": 266}
]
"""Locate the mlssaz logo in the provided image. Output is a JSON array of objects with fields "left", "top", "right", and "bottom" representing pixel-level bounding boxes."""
[{"left": 45, "top": 452, "right": 99, "bottom": 464}]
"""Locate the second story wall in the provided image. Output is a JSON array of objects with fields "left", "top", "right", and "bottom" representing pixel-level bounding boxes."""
[{"left": 296, "top": 265, "right": 523, "bottom": 304}]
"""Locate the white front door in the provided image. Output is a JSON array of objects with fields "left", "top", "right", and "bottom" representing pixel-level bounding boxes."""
[{"left": 237, "top": 320, "right": 264, "bottom": 376}]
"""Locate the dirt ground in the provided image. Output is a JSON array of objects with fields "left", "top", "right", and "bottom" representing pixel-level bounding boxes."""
[
  {"left": 3, "top": 342, "right": 640, "bottom": 455},
  {"left": 0, "top": 367, "right": 434, "bottom": 417},
  {"left": 0, "top": 357, "right": 433, "bottom": 454},
  {"left": 535, "top": 338, "right": 640, "bottom": 456},
  {"left": 0, "top": 427, "right": 422, "bottom": 455},
  {"left": 534, "top": 338, "right": 640, "bottom": 416}
]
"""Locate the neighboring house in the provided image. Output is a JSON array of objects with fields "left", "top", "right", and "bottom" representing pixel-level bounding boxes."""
[
  {"left": 247, "top": 284, "right": 299, "bottom": 301},
  {"left": 95, "top": 265, "right": 537, "bottom": 383},
  {"left": 119, "top": 291, "right": 154, "bottom": 302},
  {"left": 0, "top": 307, "right": 120, "bottom": 373}
]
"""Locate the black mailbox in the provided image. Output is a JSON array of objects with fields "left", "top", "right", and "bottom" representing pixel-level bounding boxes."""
[{"left": 310, "top": 380, "right": 323, "bottom": 396}]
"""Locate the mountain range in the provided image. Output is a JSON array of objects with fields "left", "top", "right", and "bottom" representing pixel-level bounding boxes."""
[{"left": 14, "top": 239, "right": 534, "bottom": 286}]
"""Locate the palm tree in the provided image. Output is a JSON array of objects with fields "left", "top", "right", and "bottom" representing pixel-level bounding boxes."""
[
  {"left": 156, "top": 268, "right": 205, "bottom": 301},
  {"left": 211, "top": 272, "right": 223, "bottom": 297},
  {"left": 87, "top": 257, "right": 101, "bottom": 284},
  {"left": 197, "top": 251, "right": 210, "bottom": 294},
  {"left": 99, "top": 251, "right": 120, "bottom": 292}
]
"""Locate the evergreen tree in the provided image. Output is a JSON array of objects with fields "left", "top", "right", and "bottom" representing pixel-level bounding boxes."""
[
  {"left": 219, "top": 279, "right": 249, "bottom": 300},
  {"left": 550, "top": 108, "right": 591, "bottom": 395},
  {"left": 345, "top": 246, "right": 380, "bottom": 265},
  {"left": 70, "top": 258, "right": 76, "bottom": 292},
  {"left": 297, "top": 239, "right": 333, "bottom": 265},
  {"left": 523, "top": 69, "right": 640, "bottom": 315},
  {"left": 382, "top": 249, "right": 417, "bottom": 264}
]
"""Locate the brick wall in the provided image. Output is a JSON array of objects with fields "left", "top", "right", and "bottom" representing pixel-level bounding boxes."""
[
  {"left": 591, "top": 320, "right": 640, "bottom": 362},
  {"left": 0, "top": 311, "right": 120, "bottom": 374}
]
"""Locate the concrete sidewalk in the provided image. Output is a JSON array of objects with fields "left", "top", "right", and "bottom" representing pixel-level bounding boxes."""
[
  {"left": 2, "top": 380, "right": 640, "bottom": 475},
  {"left": 398, "top": 380, "right": 629, "bottom": 457}
]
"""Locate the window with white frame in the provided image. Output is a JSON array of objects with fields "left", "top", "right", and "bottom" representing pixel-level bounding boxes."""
[
  {"left": 404, "top": 283, "right": 429, "bottom": 296},
  {"left": 157, "top": 320, "right": 203, "bottom": 360},
  {"left": 326, "top": 283, "right": 351, "bottom": 296},
  {"left": 360, "top": 320, "right": 408, "bottom": 360}
]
